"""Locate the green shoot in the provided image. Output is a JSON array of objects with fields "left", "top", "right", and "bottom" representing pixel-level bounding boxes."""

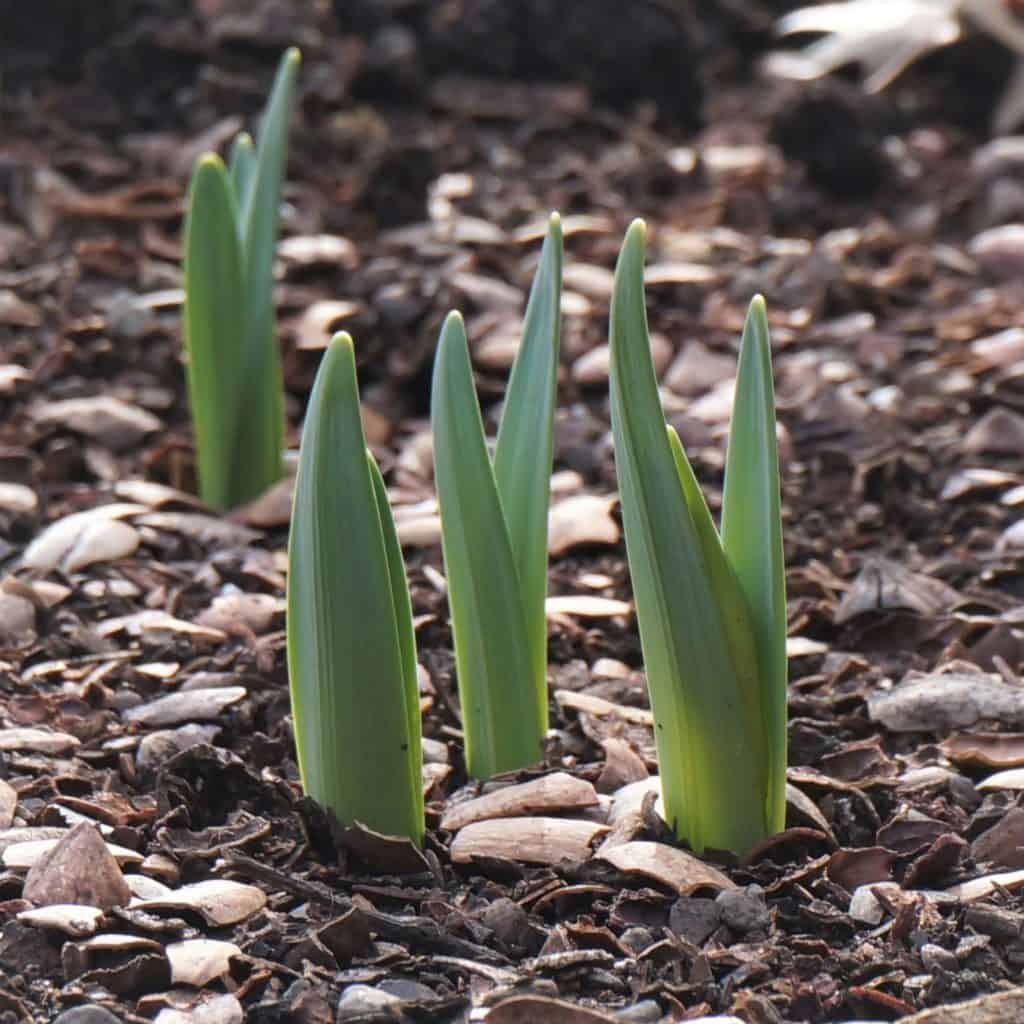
[
  {"left": 287, "top": 333, "right": 423, "bottom": 845},
  {"left": 431, "top": 214, "right": 563, "bottom": 778},
  {"left": 182, "top": 47, "right": 300, "bottom": 510},
  {"left": 608, "top": 219, "right": 786, "bottom": 855}
]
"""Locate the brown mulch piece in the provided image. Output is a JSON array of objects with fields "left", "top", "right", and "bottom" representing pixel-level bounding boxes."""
[{"left": 6, "top": 1, "right": 1024, "bottom": 1022}]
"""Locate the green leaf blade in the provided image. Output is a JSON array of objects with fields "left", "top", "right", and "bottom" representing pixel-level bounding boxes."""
[
  {"left": 369, "top": 452, "right": 424, "bottom": 832},
  {"left": 720, "top": 296, "right": 788, "bottom": 834},
  {"left": 287, "top": 332, "right": 422, "bottom": 844},
  {"left": 182, "top": 155, "right": 246, "bottom": 510},
  {"left": 609, "top": 220, "right": 770, "bottom": 855},
  {"left": 431, "top": 312, "right": 543, "bottom": 778},
  {"left": 236, "top": 47, "right": 301, "bottom": 505},
  {"left": 229, "top": 132, "right": 256, "bottom": 217},
  {"left": 492, "top": 212, "right": 563, "bottom": 737}
]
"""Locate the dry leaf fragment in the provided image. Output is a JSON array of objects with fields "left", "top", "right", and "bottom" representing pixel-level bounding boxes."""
[
  {"left": 547, "top": 495, "right": 620, "bottom": 556},
  {"left": 950, "top": 718, "right": 1024, "bottom": 758},
  {"left": 20, "top": 822, "right": 133, "bottom": 909},
  {"left": 785, "top": 783, "right": 837, "bottom": 843},
  {"left": 598, "top": 841, "right": 735, "bottom": 895},
  {"left": 978, "top": 767, "right": 1024, "bottom": 790},
  {"left": 596, "top": 738, "right": 649, "bottom": 793},
  {"left": 232, "top": 475, "right": 296, "bottom": 529},
  {"left": 294, "top": 299, "right": 365, "bottom": 349},
  {"left": 562, "top": 263, "right": 615, "bottom": 299},
  {"left": 944, "top": 868, "right": 1024, "bottom": 902},
  {"left": 997, "top": 519, "right": 1024, "bottom": 551},
  {"left": 972, "top": 807, "right": 1024, "bottom": 868},
  {"left": 893, "top": 985, "right": 1024, "bottom": 1024},
  {"left": 450, "top": 817, "right": 607, "bottom": 865},
  {"left": 826, "top": 846, "right": 897, "bottom": 890},
  {"left": 153, "top": 993, "right": 245, "bottom": 1024},
  {"left": 64, "top": 519, "right": 140, "bottom": 572},
  {"left": 6, "top": 835, "right": 143, "bottom": 870},
  {"left": 0, "top": 779, "right": 16, "bottom": 830},
  {"left": 21, "top": 503, "right": 145, "bottom": 572},
  {"left": 32, "top": 396, "right": 160, "bottom": 449},
  {"left": 135, "top": 512, "right": 260, "bottom": 547},
  {"left": 279, "top": 233, "right": 358, "bottom": 269},
  {"left": 0, "top": 482, "right": 38, "bottom": 515},
  {"left": 133, "top": 879, "right": 267, "bottom": 925},
  {"left": 0, "top": 363, "right": 32, "bottom": 394},
  {"left": 786, "top": 636, "right": 828, "bottom": 657},
  {"left": 664, "top": 340, "right": 736, "bottom": 397},
  {"left": 962, "top": 407, "right": 1024, "bottom": 455},
  {"left": 441, "top": 773, "right": 598, "bottom": 831},
  {"left": 114, "top": 479, "right": 205, "bottom": 509},
  {"left": 0, "top": 727, "right": 80, "bottom": 754},
  {"left": 486, "top": 995, "right": 621, "bottom": 1023},
  {"left": 17, "top": 904, "right": 105, "bottom": 937},
  {"left": 555, "top": 691, "right": 654, "bottom": 727},
  {"left": 166, "top": 939, "right": 240, "bottom": 987},
  {"left": 122, "top": 687, "right": 247, "bottom": 728},
  {"left": 868, "top": 672, "right": 1024, "bottom": 733},
  {"left": 396, "top": 513, "right": 442, "bottom": 548},
  {"left": 98, "top": 610, "right": 227, "bottom": 644},
  {"left": 941, "top": 467, "right": 1021, "bottom": 500},
  {"left": 196, "top": 593, "right": 285, "bottom": 634},
  {"left": 644, "top": 261, "right": 717, "bottom": 285},
  {"left": 834, "top": 557, "right": 960, "bottom": 624},
  {"left": 545, "top": 596, "right": 631, "bottom": 619},
  {"left": 970, "top": 326, "right": 1024, "bottom": 369}
]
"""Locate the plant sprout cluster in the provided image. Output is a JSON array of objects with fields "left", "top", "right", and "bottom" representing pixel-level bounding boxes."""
[{"left": 183, "top": 50, "right": 787, "bottom": 857}]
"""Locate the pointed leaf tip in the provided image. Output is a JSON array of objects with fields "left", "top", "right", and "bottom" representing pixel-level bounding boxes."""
[
  {"left": 196, "top": 152, "right": 226, "bottom": 174},
  {"left": 329, "top": 330, "right": 354, "bottom": 354}
]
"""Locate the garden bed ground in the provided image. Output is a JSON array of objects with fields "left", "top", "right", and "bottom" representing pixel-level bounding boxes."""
[{"left": 4, "top": 2, "right": 1024, "bottom": 1022}]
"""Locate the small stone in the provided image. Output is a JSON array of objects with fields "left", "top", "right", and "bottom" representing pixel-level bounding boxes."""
[
  {"left": 618, "top": 926, "right": 657, "bottom": 954},
  {"left": 480, "top": 897, "right": 540, "bottom": 955},
  {"left": 614, "top": 1000, "right": 664, "bottom": 1022},
  {"left": 336, "top": 984, "right": 403, "bottom": 1020},
  {"left": 378, "top": 979, "right": 436, "bottom": 1002},
  {"left": 669, "top": 897, "right": 721, "bottom": 944},
  {"left": 850, "top": 884, "right": 887, "bottom": 925},
  {"left": 22, "top": 822, "right": 131, "bottom": 911},
  {"left": 715, "top": 885, "right": 769, "bottom": 935},
  {"left": 52, "top": 1007, "right": 124, "bottom": 1024}
]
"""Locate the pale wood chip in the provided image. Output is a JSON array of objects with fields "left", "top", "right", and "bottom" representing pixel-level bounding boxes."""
[
  {"left": 450, "top": 817, "right": 607, "bottom": 866},
  {"left": 97, "top": 610, "right": 227, "bottom": 643},
  {"left": 442, "top": 773, "right": 598, "bottom": 832},
  {"left": 944, "top": 868, "right": 1024, "bottom": 902},
  {"left": 555, "top": 690, "right": 653, "bottom": 727},
  {"left": 548, "top": 495, "right": 620, "bottom": 556},
  {"left": 978, "top": 767, "right": 1024, "bottom": 791},
  {"left": 545, "top": 596, "right": 631, "bottom": 619},
  {"left": 893, "top": 985, "right": 1024, "bottom": 1023},
  {"left": 0, "top": 727, "right": 80, "bottom": 755},
  {"left": 166, "top": 938, "right": 240, "bottom": 987},
  {"left": 486, "top": 994, "right": 621, "bottom": 1022},
  {"left": 598, "top": 840, "right": 735, "bottom": 895},
  {"left": 0, "top": 779, "right": 16, "bottom": 829}
]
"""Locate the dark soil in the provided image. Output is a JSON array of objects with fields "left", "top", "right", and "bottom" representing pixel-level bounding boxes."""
[{"left": 4, "top": 2, "right": 1024, "bottom": 1022}]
